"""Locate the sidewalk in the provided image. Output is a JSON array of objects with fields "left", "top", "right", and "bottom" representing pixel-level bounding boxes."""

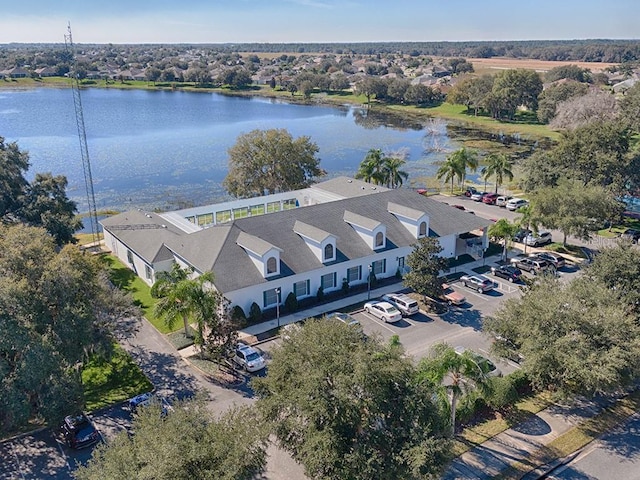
[{"left": 443, "top": 394, "right": 624, "bottom": 480}]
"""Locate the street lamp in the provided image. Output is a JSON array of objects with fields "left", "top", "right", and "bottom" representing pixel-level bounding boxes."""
[
  {"left": 275, "top": 288, "right": 281, "bottom": 328},
  {"left": 367, "top": 264, "right": 373, "bottom": 300}
]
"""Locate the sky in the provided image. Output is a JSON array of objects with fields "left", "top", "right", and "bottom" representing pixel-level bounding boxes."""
[{"left": 1, "top": 0, "right": 638, "bottom": 44}]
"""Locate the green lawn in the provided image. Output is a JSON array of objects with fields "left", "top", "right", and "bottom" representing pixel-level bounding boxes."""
[
  {"left": 82, "top": 343, "right": 153, "bottom": 411},
  {"left": 101, "top": 254, "right": 179, "bottom": 333}
]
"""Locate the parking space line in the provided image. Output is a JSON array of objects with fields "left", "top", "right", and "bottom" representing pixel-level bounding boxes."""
[
  {"left": 361, "top": 313, "right": 399, "bottom": 333},
  {"left": 460, "top": 287, "right": 490, "bottom": 301},
  {"left": 11, "top": 443, "right": 27, "bottom": 480},
  {"left": 54, "top": 437, "right": 73, "bottom": 473}
]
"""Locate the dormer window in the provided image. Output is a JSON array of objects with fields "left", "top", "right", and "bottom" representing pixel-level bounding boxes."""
[
  {"left": 324, "top": 243, "right": 334, "bottom": 262},
  {"left": 419, "top": 221, "right": 427, "bottom": 237},
  {"left": 375, "top": 231, "right": 384, "bottom": 248},
  {"left": 387, "top": 202, "right": 429, "bottom": 240},
  {"left": 293, "top": 220, "right": 337, "bottom": 264},
  {"left": 266, "top": 256, "right": 278, "bottom": 274}
]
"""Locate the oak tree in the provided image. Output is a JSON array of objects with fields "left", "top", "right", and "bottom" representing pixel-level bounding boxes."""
[{"left": 223, "top": 129, "right": 326, "bottom": 198}]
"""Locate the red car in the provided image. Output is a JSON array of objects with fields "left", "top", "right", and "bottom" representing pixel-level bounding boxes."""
[{"left": 482, "top": 193, "right": 499, "bottom": 205}]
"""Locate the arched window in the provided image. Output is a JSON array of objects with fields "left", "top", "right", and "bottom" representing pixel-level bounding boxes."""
[
  {"left": 324, "top": 243, "right": 334, "bottom": 261},
  {"left": 419, "top": 221, "right": 427, "bottom": 237},
  {"left": 375, "top": 232, "right": 384, "bottom": 247},
  {"left": 266, "top": 257, "right": 277, "bottom": 274}
]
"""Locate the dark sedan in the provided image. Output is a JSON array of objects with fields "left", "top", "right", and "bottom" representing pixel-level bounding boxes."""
[{"left": 490, "top": 264, "right": 523, "bottom": 283}]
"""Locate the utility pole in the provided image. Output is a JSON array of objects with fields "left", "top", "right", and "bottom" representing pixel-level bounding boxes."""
[{"left": 65, "top": 23, "right": 100, "bottom": 248}]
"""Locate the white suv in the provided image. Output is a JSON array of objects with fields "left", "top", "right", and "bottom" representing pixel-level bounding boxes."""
[
  {"left": 381, "top": 293, "right": 419, "bottom": 316},
  {"left": 506, "top": 198, "right": 529, "bottom": 211},
  {"left": 233, "top": 343, "right": 266, "bottom": 372}
]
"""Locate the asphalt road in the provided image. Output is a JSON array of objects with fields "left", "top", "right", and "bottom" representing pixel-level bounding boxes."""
[{"left": 547, "top": 413, "right": 640, "bottom": 480}]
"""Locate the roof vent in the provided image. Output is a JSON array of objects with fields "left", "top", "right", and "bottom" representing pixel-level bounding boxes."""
[
  {"left": 347, "top": 179, "right": 353, "bottom": 183},
  {"left": 146, "top": 214, "right": 152, "bottom": 218},
  {"left": 161, "top": 224, "right": 167, "bottom": 228},
  {"left": 371, "top": 187, "right": 377, "bottom": 190},
  {"left": 361, "top": 186, "right": 365, "bottom": 190}
]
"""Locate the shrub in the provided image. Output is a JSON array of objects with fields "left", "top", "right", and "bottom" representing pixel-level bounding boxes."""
[
  {"left": 486, "top": 376, "right": 519, "bottom": 410},
  {"left": 341, "top": 278, "right": 349, "bottom": 295},
  {"left": 284, "top": 292, "right": 298, "bottom": 312},
  {"left": 230, "top": 305, "right": 247, "bottom": 324},
  {"left": 456, "top": 390, "right": 486, "bottom": 426},
  {"left": 248, "top": 302, "right": 262, "bottom": 324}
]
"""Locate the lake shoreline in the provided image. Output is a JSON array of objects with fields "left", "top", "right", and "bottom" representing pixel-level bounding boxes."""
[{"left": 1, "top": 77, "right": 556, "bottom": 143}]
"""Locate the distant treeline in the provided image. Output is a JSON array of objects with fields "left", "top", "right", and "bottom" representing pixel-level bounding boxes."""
[
  {"left": 211, "top": 40, "right": 640, "bottom": 63},
  {"left": 3, "top": 39, "right": 640, "bottom": 64}
]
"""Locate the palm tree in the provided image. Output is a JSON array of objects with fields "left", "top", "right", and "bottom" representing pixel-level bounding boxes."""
[
  {"left": 488, "top": 218, "right": 519, "bottom": 261},
  {"left": 449, "top": 147, "right": 478, "bottom": 188},
  {"left": 416, "top": 343, "right": 491, "bottom": 437},
  {"left": 152, "top": 265, "right": 218, "bottom": 345},
  {"left": 382, "top": 156, "right": 409, "bottom": 188},
  {"left": 355, "top": 148, "right": 386, "bottom": 185},
  {"left": 482, "top": 153, "right": 514, "bottom": 194},
  {"left": 436, "top": 155, "right": 464, "bottom": 194}
]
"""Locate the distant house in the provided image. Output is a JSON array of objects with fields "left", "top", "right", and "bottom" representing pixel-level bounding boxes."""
[
  {"left": 34, "top": 66, "right": 57, "bottom": 77},
  {"left": 6, "top": 67, "right": 29, "bottom": 78},
  {"left": 101, "top": 177, "right": 491, "bottom": 315}
]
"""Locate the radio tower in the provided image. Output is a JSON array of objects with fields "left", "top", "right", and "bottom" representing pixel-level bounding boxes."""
[{"left": 64, "top": 23, "right": 100, "bottom": 248}]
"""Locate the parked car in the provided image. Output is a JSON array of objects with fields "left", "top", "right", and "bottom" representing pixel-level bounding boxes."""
[
  {"left": 454, "top": 346, "right": 502, "bottom": 377},
  {"left": 233, "top": 343, "right": 266, "bottom": 372},
  {"left": 506, "top": 198, "right": 529, "bottom": 211},
  {"left": 470, "top": 191, "right": 487, "bottom": 202},
  {"left": 490, "top": 264, "right": 523, "bottom": 283},
  {"left": 460, "top": 275, "right": 494, "bottom": 293},
  {"left": 464, "top": 187, "right": 479, "bottom": 197},
  {"left": 530, "top": 251, "right": 565, "bottom": 269},
  {"left": 621, "top": 228, "right": 640, "bottom": 244},
  {"left": 61, "top": 414, "right": 101, "bottom": 449},
  {"left": 512, "top": 228, "right": 532, "bottom": 243},
  {"left": 523, "top": 231, "right": 553, "bottom": 247},
  {"left": 482, "top": 193, "right": 499, "bottom": 205},
  {"left": 510, "top": 257, "right": 554, "bottom": 275},
  {"left": 440, "top": 282, "right": 466, "bottom": 305},
  {"left": 326, "top": 311, "right": 361, "bottom": 327},
  {"left": 495, "top": 195, "right": 513, "bottom": 207},
  {"left": 381, "top": 293, "right": 419, "bottom": 316},
  {"left": 128, "top": 392, "right": 173, "bottom": 416},
  {"left": 363, "top": 301, "right": 402, "bottom": 323}
]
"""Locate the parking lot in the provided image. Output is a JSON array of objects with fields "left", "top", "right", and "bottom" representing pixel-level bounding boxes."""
[{"left": 0, "top": 403, "right": 131, "bottom": 480}]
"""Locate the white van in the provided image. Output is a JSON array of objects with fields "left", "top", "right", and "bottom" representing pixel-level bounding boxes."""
[{"left": 381, "top": 293, "right": 419, "bottom": 316}]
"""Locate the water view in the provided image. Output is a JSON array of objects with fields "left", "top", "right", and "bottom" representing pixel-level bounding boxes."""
[{"left": 1, "top": 87, "right": 459, "bottom": 213}]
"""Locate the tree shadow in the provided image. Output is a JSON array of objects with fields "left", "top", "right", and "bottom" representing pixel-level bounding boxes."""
[
  {"left": 510, "top": 414, "right": 551, "bottom": 436},
  {"left": 440, "top": 306, "right": 484, "bottom": 331}
]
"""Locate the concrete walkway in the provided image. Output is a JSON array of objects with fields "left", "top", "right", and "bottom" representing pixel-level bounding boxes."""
[{"left": 443, "top": 394, "right": 624, "bottom": 480}]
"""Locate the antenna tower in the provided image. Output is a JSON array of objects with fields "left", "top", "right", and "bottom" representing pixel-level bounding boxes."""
[{"left": 64, "top": 23, "right": 100, "bottom": 247}]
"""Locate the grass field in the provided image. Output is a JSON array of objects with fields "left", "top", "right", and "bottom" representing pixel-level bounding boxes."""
[
  {"left": 101, "top": 254, "right": 179, "bottom": 334},
  {"left": 82, "top": 343, "right": 153, "bottom": 411}
]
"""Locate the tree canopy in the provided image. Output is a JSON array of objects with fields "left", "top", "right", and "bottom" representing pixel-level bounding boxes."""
[
  {"left": 0, "top": 224, "right": 139, "bottom": 434},
  {"left": 253, "top": 319, "right": 449, "bottom": 480},
  {"left": 223, "top": 129, "right": 326, "bottom": 198},
  {"left": 403, "top": 237, "right": 449, "bottom": 301},
  {"left": 484, "top": 276, "right": 640, "bottom": 397},
  {"left": 75, "top": 398, "right": 267, "bottom": 480},
  {"left": 0, "top": 137, "right": 80, "bottom": 246},
  {"left": 354, "top": 148, "right": 409, "bottom": 188}
]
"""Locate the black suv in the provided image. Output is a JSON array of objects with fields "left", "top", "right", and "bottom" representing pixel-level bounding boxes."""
[
  {"left": 490, "top": 264, "right": 523, "bottom": 283},
  {"left": 512, "top": 228, "right": 532, "bottom": 243},
  {"left": 61, "top": 414, "right": 100, "bottom": 449}
]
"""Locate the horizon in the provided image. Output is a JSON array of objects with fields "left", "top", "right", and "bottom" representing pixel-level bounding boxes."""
[{"left": 1, "top": 0, "right": 638, "bottom": 44}]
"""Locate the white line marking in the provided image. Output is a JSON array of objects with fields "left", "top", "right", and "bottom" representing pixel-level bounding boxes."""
[{"left": 362, "top": 313, "right": 398, "bottom": 333}]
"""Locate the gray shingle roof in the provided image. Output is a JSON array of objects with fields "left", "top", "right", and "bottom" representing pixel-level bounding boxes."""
[
  {"left": 343, "top": 210, "right": 382, "bottom": 231},
  {"left": 311, "top": 176, "right": 388, "bottom": 198},
  {"left": 293, "top": 220, "right": 334, "bottom": 243},
  {"left": 104, "top": 189, "right": 491, "bottom": 294},
  {"left": 174, "top": 189, "right": 491, "bottom": 293},
  {"left": 387, "top": 202, "right": 425, "bottom": 221}
]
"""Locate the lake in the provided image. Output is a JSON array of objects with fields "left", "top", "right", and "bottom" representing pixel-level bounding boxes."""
[{"left": 0, "top": 87, "right": 458, "bottom": 213}]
